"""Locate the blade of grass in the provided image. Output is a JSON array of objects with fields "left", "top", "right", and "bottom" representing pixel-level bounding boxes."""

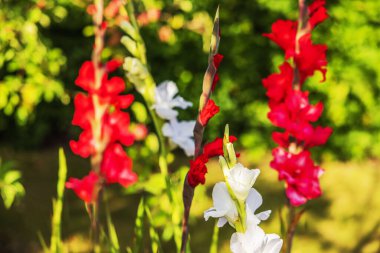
[
  {"left": 37, "top": 231, "right": 50, "bottom": 253},
  {"left": 50, "top": 148, "right": 67, "bottom": 253},
  {"left": 145, "top": 205, "right": 163, "bottom": 253},
  {"left": 104, "top": 193, "right": 120, "bottom": 253},
  {"left": 132, "top": 198, "right": 146, "bottom": 253}
]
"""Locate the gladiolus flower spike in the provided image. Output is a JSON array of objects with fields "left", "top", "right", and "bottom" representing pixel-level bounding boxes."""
[
  {"left": 67, "top": 3, "right": 138, "bottom": 203},
  {"left": 262, "top": 0, "right": 332, "bottom": 206}
]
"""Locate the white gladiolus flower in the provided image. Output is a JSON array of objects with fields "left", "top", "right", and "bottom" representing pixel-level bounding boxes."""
[
  {"left": 225, "top": 163, "right": 261, "bottom": 202},
  {"left": 204, "top": 183, "right": 272, "bottom": 228},
  {"left": 152, "top": 81, "right": 192, "bottom": 120},
  {"left": 162, "top": 119, "right": 195, "bottom": 156},
  {"left": 230, "top": 224, "right": 283, "bottom": 253}
]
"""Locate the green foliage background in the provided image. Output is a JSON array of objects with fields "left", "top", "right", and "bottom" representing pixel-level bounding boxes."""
[{"left": 1, "top": 0, "right": 380, "bottom": 161}]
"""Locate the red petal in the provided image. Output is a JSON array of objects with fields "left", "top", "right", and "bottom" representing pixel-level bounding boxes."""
[
  {"left": 262, "top": 62, "right": 293, "bottom": 102},
  {"left": 211, "top": 73, "right": 220, "bottom": 92},
  {"left": 106, "top": 58, "right": 123, "bottom": 72},
  {"left": 69, "top": 129, "right": 94, "bottom": 158},
  {"left": 66, "top": 172, "right": 99, "bottom": 203},
  {"left": 295, "top": 34, "right": 327, "bottom": 84},
  {"left": 116, "top": 94, "right": 134, "bottom": 109},
  {"left": 203, "top": 136, "right": 237, "bottom": 158},
  {"left": 263, "top": 20, "right": 297, "bottom": 59},
  {"left": 75, "top": 61, "right": 95, "bottom": 91},
  {"left": 199, "top": 99, "right": 220, "bottom": 126},
  {"left": 72, "top": 93, "right": 94, "bottom": 129},
  {"left": 308, "top": 0, "right": 328, "bottom": 29},
  {"left": 213, "top": 54, "right": 224, "bottom": 69}
]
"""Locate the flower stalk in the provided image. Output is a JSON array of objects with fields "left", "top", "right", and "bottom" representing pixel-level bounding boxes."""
[
  {"left": 90, "top": 0, "right": 105, "bottom": 248},
  {"left": 181, "top": 7, "right": 221, "bottom": 253}
]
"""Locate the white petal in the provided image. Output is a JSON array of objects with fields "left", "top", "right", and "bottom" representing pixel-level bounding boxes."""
[
  {"left": 174, "top": 137, "right": 194, "bottom": 156},
  {"left": 262, "top": 234, "right": 283, "bottom": 253},
  {"left": 204, "top": 208, "right": 228, "bottom": 221},
  {"left": 217, "top": 217, "right": 228, "bottom": 227},
  {"left": 153, "top": 81, "right": 192, "bottom": 120},
  {"left": 177, "top": 120, "right": 196, "bottom": 137},
  {"left": 164, "top": 81, "right": 179, "bottom": 100},
  {"left": 203, "top": 182, "right": 238, "bottom": 225},
  {"left": 162, "top": 120, "right": 195, "bottom": 156},
  {"left": 212, "top": 183, "right": 237, "bottom": 220},
  {"left": 157, "top": 80, "right": 178, "bottom": 100},
  {"left": 171, "top": 96, "right": 193, "bottom": 109},
  {"left": 246, "top": 188, "right": 263, "bottom": 214},
  {"left": 246, "top": 206, "right": 261, "bottom": 226},
  {"left": 256, "top": 210, "right": 271, "bottom": 221},
  {"left": 230, "top": 224, "right": 266, "bottom": 253},
  {"left": 162, "top": 122, "right": 173, "bottom": 137},
  {"left": 230, "top": 232, "right": 246, "bottom": 253},
  {"left": 155, "top": 107, "right": 178, "bottom": 120}
]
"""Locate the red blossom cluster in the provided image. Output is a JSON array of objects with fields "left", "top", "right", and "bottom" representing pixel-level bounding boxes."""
[
  {"left": 262, "top": 0, "right": 332, "bottom": 206},
  {"left": 188, "top": 136, "right": 237, "bottom": 187},
  {"left": 187, "top": 52, "right": 223, "bottom": 187},
  {"left": 66, "top": 59, "right": 138, "bottom": 203}
]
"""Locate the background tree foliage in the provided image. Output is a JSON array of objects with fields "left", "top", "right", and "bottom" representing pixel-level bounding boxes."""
[{"left": 1, "top": 0, "right": 380, "bottom": 161}]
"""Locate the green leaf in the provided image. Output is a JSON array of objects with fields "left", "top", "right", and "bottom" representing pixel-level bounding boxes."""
[
  {"left": 132, "top": 198, "right": 146, "bottom": 253},
  {"left": 0, "top": 158, "right": 24, "bottom": 209}
]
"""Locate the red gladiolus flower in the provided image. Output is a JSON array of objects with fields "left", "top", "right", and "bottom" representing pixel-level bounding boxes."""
[
  {"left": 187, "top": 154, "right": 209, "bottom": 187},
  {"left": 203, "top": 136, "right": 237, "bottom": 158},
  {"left": 199, "top": 99, "right": 220, "bottom": 126},
  {"left": 66, "top": 172, "right": 99, "bottom": 203},
  {"left": 187, "top": 136, "right": 238, "bottom": 188},
  {"left": 101, "top": 143, "right": 137, "bottom": 187},
  {"left": 271, "top": 148, "right": 322, "bottom": 206},
  {"left": 262, "top": 62, "right": 293, "bottom": 102},
  {"left": 295, "top": 34, "right": 327, "bottom": 83}
]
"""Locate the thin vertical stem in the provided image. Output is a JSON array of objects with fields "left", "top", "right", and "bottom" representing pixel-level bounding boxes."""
[
  {"left": 283, "top": 2, "right": 308, "bottom": 252},
  {"left": 90, "top": 0, "right": 105, "bottom": 250}
]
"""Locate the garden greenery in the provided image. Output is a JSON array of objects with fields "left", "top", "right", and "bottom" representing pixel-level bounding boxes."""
[{"left": 1, "top": 0, "right": 380, "bottom": 253}]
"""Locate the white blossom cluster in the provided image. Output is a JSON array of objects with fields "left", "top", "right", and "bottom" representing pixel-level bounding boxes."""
[{"left": 152, "top": 81, "right": 195, "bottom": 156}]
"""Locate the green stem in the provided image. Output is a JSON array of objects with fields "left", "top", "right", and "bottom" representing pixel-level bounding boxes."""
[{"left": 125, "top": 0, "right": 174, "bottom": 203}]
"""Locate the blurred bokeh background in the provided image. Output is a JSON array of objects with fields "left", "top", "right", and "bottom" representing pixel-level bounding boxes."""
[{"left": 0, "top": 0, "right": 379, "bottom": 252}]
